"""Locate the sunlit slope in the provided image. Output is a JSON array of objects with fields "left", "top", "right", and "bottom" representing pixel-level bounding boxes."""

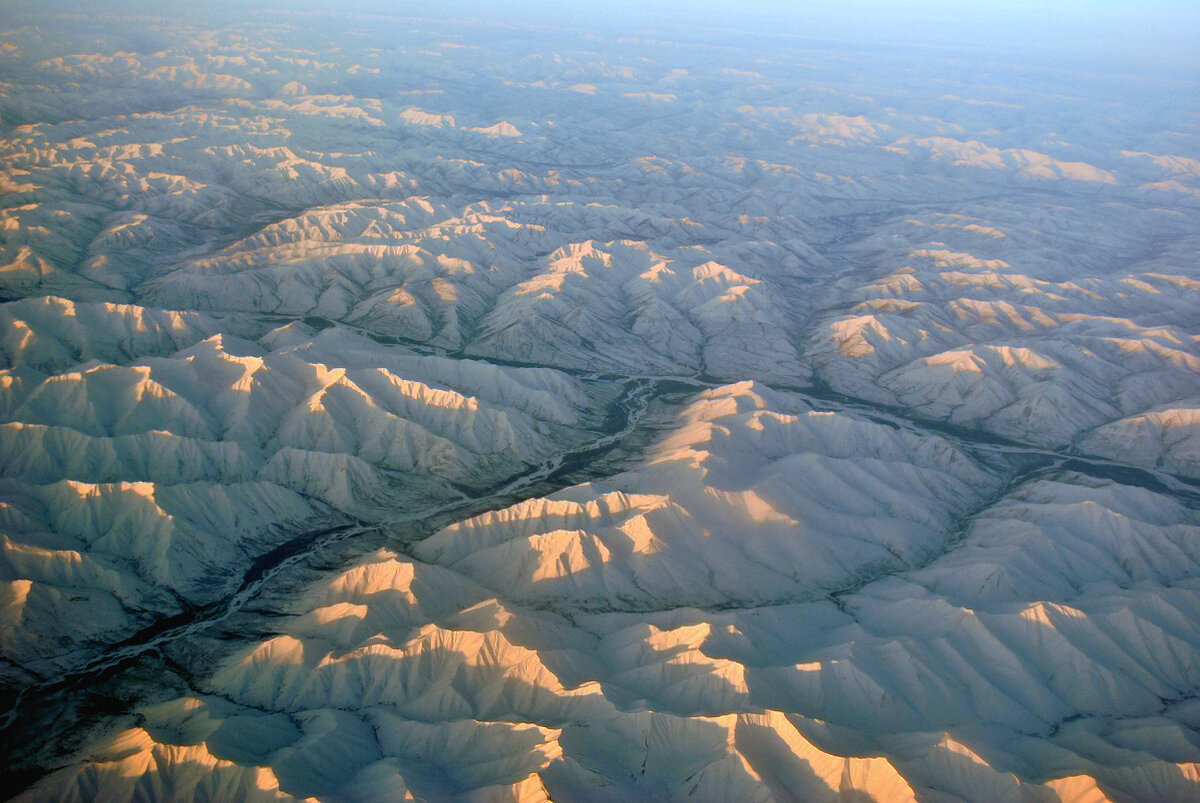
[
  {"left": 138, "top": 202, "right": 804, "bottom": 379},
  {"left": 24, "top": 383, "right": 1200, "bottom": 801},
  {"left": 0, "top": 305, "right": 596, "bottom": 682},
  {"left": 416, "top": 382, "right": 999, "bottom": 610},
  {"left": 1, "top": 5, "right": 1199, "bottom": 799},
  {"left": 809, "top": 211, "right": 1200, "bottom": 466}
]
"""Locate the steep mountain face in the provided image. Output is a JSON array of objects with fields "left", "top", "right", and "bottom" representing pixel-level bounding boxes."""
[
  {"left": 0, "top": 309, "right": 602, "bottom": 683},
  {"left": 807, "top": 218, "right": 1200, "bottom": 460},
  {"left": 2, "top": 3, "right": 1200, "bottom": 801},
  {"left": 22, "top": 384, "right": 1200, "bottom": 801},
  {"left": 415, "top": 382, "right": 1001, "bottom": 612}
]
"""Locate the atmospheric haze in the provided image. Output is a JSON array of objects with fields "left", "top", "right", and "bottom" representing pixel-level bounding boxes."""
[{"left": 1, "top": 0, "right": 1200, "bottom": 801}]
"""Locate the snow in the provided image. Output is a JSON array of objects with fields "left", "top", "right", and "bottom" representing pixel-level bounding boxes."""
[{"left": 4, "top": 2, "right": 1200, "bottom": 799}]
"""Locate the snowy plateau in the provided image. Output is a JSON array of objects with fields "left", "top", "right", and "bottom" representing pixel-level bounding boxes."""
[{"left": 2, "top": 2, "right": 1200, "bottom": 801}]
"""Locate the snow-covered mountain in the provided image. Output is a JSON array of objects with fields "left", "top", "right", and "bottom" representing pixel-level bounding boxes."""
[{"left": 3, "top": 2, "right": 1199, "bottom": 800}]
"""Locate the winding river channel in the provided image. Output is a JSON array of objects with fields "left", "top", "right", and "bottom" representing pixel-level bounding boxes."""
[{"left": 4, "top": 365, "right": 1199, "bottom": 788}]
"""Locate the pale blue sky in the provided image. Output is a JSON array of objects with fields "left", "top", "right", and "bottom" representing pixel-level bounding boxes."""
[
  {"left": 423, "top": 0, "right": 1200, "bottom": 68},
  {"left": 12, "top": 0, "right": 1196, "bottom": 70}
]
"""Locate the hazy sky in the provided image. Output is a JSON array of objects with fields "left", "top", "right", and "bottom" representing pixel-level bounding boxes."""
[
  {"left": 403, "top": 0, "right": 1200, "bottom": 68},
  {"left": 8, "top": 0, "right": 1198, "bottom": 70}
]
